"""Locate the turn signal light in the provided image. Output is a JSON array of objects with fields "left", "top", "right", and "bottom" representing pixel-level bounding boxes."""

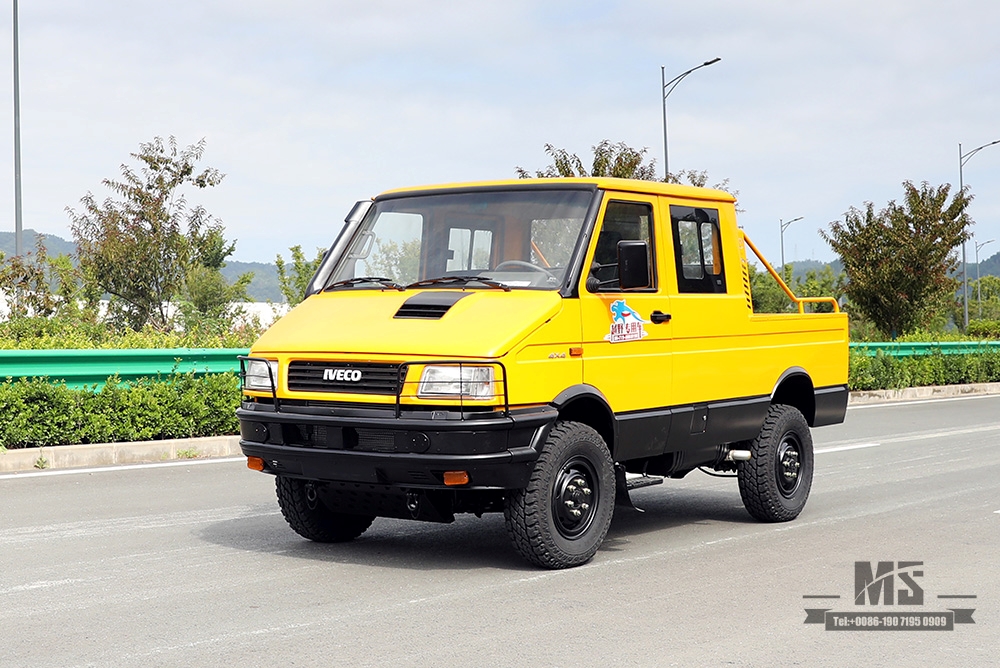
[
  {"left": 443, "top": 470, "right": 470, "bottom": 486},
  {"left": 247, "top": 456, "right": 265, "bottom": 471}
]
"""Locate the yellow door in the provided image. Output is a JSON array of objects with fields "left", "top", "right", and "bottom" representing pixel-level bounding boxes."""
[{"left": 579, "top": 195, "right": 673, "bottom": 460}]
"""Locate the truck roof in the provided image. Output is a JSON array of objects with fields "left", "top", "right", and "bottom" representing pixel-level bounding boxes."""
[{"left": 376, "top": 177, "right": 738, "bottom": 204}]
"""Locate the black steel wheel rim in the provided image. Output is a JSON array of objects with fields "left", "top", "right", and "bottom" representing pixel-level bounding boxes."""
[
  {"left": 775, "top": 434, "right": 802, "bottom": 498},
  {"left": 552, "top": 456, "right": 600, "bottom": 539}
]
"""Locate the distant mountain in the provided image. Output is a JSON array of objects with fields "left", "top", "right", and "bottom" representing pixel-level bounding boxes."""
[
  {"left": 0, "top": 229, "right": 77, "bottom": 258},
  {"left": 0, "top": 230, "right": 284, "bottom": 302},
  {"left": 221, "top": 261, "right": 283, "bottom": 302}
]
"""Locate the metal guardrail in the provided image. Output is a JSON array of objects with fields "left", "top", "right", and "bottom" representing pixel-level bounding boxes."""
[
  {"left": 850, "top": 342, "right": 1000, "bottom": 356},
  {"left": 0, "top": 348, "right": 250, "bottom": 389}
]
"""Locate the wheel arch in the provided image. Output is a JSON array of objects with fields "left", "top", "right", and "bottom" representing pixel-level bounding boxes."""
[
  {"left": 551, "top": 385, "right": 617, "bottom": 455},
  {"left": 770, "top": 368, "right": 816, "bottom": 426}
]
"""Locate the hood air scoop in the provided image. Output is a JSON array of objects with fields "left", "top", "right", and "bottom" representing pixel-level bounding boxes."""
[{"left": 394, "top": 291, "right": 471, "bottom": 319}]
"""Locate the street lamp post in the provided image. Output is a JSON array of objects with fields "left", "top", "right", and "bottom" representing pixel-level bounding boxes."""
[
  {"left": 661, "top": 57, "right": 721, "bottom": 181},
  {"left": 780, "top": 216, "right": 804, "bottom": 275},
  {"left": 975, "top": 237, "right": 994, "bottom": 318},
  {"left": 13, "top": 0, "right": 23, "bottom": 257},
  {"left": 959, "top": 138, "right": 1000, "bottom": 329}
]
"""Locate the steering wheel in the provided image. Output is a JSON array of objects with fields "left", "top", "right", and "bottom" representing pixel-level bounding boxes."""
[{"left": 493, "top": 260, "right": 558, "bottom": 281}]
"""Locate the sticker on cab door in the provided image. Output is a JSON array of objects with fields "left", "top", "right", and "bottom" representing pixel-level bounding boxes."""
[{"left": 604, "top": 299, "right": 649, "bottom": 343}]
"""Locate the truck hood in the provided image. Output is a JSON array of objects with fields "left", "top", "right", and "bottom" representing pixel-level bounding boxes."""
[{"left": 251, "top": 289, "right": 564, "bottom": 359}]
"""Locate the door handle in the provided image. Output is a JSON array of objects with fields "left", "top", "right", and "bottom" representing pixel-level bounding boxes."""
[{"left": 650, "top": 310, "right": 671, "bottom": 324}]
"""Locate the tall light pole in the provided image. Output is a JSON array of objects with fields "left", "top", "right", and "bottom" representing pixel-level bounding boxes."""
[
  {"left": 13, "top": 0, "right": 23, "bottom": 257},
  {"left": 959, "top": 138, "right": 1000, "bottom": 329},
  {"left": 975, "top": 237, "right": 994, "bottom": 318},
  {"left": 780, "top": 216, "right": 803, "bottom": 274},
  {"left": 661, "top": 57, "right": 720, "bottom": 181}
]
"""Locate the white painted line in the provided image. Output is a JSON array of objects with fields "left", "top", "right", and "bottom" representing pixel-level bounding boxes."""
[
  {"left": 994, "top": 510, "right": 1000, "bottom": 514},
  {"left": 815, "top": 442, "right": 881, "bottom": 454},
  {"left": 849, "top": 393, "right": 1000, "bottom": 410},
  {"left": 0, "top": 457, "right": 245, "bottom": 481}
]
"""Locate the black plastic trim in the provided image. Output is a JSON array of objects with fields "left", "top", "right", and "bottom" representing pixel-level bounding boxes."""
[
  {"left": 394, "top": 291, "right": 471, "bottom": 319},
  {"left": 238, "top": 405, "right": 558, "bottom": 489},
  {"left": 560, "top": 190, "right": 605, "bottom": 298},
  {"left": 813, "top": 384, "right": 849, "bottom": 426}
]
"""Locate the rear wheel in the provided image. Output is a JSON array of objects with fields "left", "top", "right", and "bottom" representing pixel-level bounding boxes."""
[
  {"left": 504, "top": 421, "right": 615, "bottom": 569},
  {"left": 737, "top": 404, "right": 814, "bottom": 522},
  {"left": 275, "top": 476, "right": 375, "bottom": 542}
]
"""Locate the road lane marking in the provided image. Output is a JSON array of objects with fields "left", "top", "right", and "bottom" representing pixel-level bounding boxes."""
[
  {"left": 0, "top": 505, "right": 280, "bottom": 545},
  {"left": 848, "top": 393, "right": 1000, "bottom": 409},
  {"left": 815, "top": 442, "right": 880, "bottom": 454},
  {"left": 0, "top": 456, "right": 245, "bottom": 480},
  {"left": 816, "top": 423, "right": 1000, "bottom": 452}
]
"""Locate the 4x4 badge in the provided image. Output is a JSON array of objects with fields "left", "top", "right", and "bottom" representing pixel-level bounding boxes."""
[{"left": 605, "top": 299, "right": 649, "bottom": 343}]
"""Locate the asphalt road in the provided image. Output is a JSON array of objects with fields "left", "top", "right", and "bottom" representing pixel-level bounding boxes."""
[{"left": 2, "top": 395, "right": 998, "bottom": 667}]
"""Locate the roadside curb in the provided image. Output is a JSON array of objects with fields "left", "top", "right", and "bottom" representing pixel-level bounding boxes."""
[
  {"left": 848, "top": 381, "right": 1000, "bottom": 405},
  {"left": 2, "top": 382, "right": 1000, "bottom": 474},
  {"left": 0, "top": 435, "right": 242, "bottom": 474}
]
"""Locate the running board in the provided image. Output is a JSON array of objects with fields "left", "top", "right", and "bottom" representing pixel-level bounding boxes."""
[{"left": 614, "top": 465, "right": 664, "bottom": 512}]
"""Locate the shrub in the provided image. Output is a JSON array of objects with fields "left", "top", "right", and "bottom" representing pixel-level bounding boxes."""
[
  {"left": 849, "top": 349, "right": 1000, "bottom": 391},
  {"left": 0, "top": 372, "right": 241, "bottom": 450},
  {"left": 967, "top": 319, "right": 1000, "bottom": 339}
]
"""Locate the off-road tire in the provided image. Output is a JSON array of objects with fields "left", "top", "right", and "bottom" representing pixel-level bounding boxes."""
[
  {"left": 275, "top": 476, "right": 375, "bottom": 542},
  {"left": 737, "top": 404, "right": 814, "bottom": 522},
  {"left": 504, "top": 421, "right": 616, "bottom": 569}
]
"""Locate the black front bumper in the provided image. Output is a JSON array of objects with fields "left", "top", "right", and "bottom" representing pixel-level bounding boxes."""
[{"left": 237, "top": 401, "right": 557, "bottom": 490}]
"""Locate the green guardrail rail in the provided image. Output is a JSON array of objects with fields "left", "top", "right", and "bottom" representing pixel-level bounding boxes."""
[
  {"left": 0, "top": 348, "right": 250, "bottom": 389},
  {"left": 850, "top": 341, "right": 1000, "bottom": 356}
]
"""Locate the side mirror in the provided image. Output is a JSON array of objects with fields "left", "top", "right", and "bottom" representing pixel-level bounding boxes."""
[{"left": 618, "top": 240, "right": 651, "bottom": 290}]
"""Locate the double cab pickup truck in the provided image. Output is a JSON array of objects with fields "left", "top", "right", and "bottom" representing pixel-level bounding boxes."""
[{"left": 237, "top": 178, "right": 848, "bottom": 568}]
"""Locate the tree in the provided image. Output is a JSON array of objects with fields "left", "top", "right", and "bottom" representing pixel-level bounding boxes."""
[
  {"left": 516, "top": 141, "right": 659, "bottom": 180},
  {"left": 0, "top": 235, "right": 98, "bottom": 322},
  {"left": 516, "top": 140, "right": 739, "bottom": 200},
  {"left": 178, "top": 225, "right": 253, "bottom": 330},
  {"left": 821, "top": 181, "right": 972, "bottom": 338},
  {"left": 275, "top": 245, "right": 326, "bottom": 305},
  {"left": 68, "top": 137, "right": 239, "bottom": 331}
]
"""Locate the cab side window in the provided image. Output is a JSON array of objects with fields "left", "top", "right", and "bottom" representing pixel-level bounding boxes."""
[
  {"left": 671, "top": 205, "right": 726, "bottom": 294},
  {"left": 590, "top": 201, "right": 655, "bottom": 291}
]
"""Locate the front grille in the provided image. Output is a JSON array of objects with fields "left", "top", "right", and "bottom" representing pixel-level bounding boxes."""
[{"left": 287, "top": 361, "right": 401, "bottom": 395}]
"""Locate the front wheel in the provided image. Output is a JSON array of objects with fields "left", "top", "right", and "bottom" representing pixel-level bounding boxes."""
[
  {"left": 275, "top": 476, "right": 375, "bottom": 542},
  {"left": 737, "top": 404, "right": 814, "bottom": 522},
  {"left": 504, "top": 421, "right": 616, "bottom": 569}
]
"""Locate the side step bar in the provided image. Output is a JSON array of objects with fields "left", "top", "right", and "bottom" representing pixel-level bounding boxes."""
[{"left": 614, "top": 465, "right": 663, "bottom": 512}]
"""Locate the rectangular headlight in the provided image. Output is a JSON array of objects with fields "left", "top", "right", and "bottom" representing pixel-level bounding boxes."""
[
  {"left": 417, "top": 365, "right": 495, "bottom": 400},
  {"left": 244, "top": 359, "right": 279, "bottom": 392}
]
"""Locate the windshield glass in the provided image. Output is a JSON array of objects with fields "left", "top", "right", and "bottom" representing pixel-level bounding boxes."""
[{"left": 327, "top": 188, "right": 596, "bottom": 290}]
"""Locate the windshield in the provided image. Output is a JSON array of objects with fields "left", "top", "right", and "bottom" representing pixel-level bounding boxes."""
[{"left": 327, "top": 188, "right": 596, "bottom": 290}]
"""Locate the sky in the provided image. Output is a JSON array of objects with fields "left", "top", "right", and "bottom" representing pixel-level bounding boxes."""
[{"left": 1, "top": 0, "right": 999, "bottom": 266}]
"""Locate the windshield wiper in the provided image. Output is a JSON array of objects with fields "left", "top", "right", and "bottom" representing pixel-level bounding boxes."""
[
  {"left": 406, "top": 275, "right": 511, "bottom": 291},
  {"left": 324, "top": 276, "right": 405, "bottom": 291}
]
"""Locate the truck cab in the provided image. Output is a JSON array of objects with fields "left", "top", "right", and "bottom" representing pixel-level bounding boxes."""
[{"left": 237, "top": 178, "right": 848, "bottom": 569}]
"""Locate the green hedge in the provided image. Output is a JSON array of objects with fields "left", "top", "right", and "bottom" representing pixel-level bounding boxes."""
[
  {"left": 849, "top": 349, "right": 1000, "bottom": 391},
  {"left": 0, "top": 372, "right": 240, "bottom": 451}
]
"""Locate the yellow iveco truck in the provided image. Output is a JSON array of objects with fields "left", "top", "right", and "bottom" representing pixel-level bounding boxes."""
[{"left": 238, "top": 178, "right": 848, "bottom": 569}]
